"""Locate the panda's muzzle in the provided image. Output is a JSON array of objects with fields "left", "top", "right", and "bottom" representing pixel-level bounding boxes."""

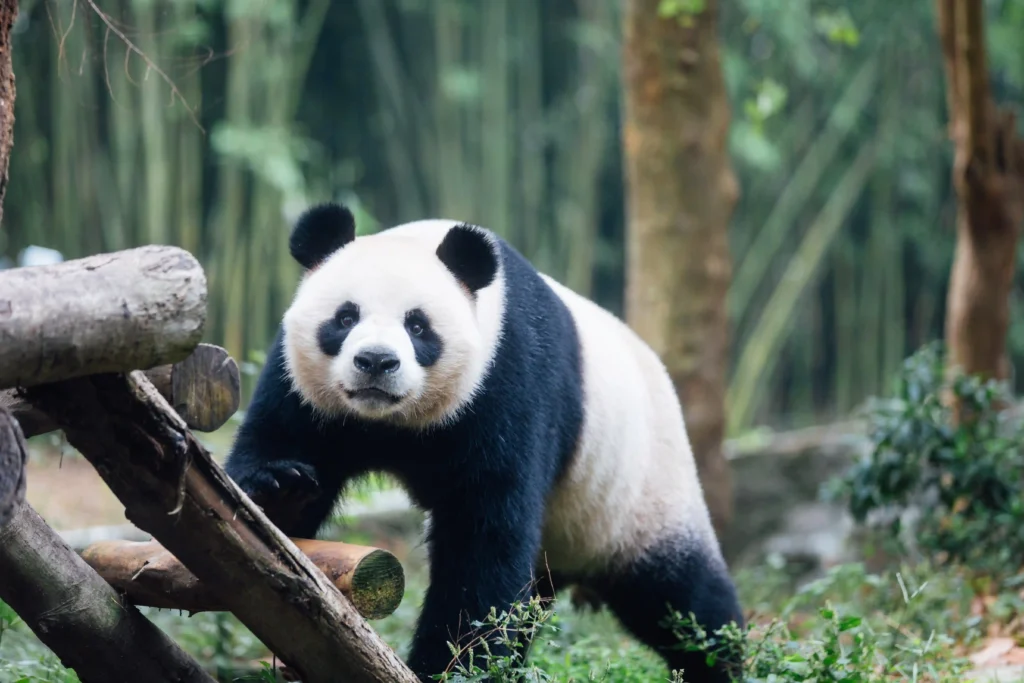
[{"left": 347, "top": 347, "right": 404, "bottom": 405}]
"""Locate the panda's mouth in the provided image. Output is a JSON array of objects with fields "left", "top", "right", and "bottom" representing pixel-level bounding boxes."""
[{"left": 346, "top": 387, "right": 403, "bottom": 405}]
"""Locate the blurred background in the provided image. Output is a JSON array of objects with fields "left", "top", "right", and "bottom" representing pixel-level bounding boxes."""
[
  {"left": 6, "top": 2, "right": 1024, "bottom": 679},
  {"left": 8, "top": 0, "right": 1024, "bottom": 435}
]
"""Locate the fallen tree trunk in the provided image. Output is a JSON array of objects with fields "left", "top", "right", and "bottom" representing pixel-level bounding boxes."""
[
  {"left": 0, "top": 245, "right": 206, "bottom": 390},
  {"left": 26, "top": 372, "right": 418, "bottom": 683},
  {"left": 81, "top": 537, "right": 405, "bottom": 620},
  {"left": 0, "top": 408, "right": 215, "bottom": 683},
  {"left": 1, "top": 342, "right": 240, "bottom": 436}
]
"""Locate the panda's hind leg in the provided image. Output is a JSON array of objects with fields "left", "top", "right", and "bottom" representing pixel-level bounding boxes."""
[{"left": 594, "top": 539, "right": 745, "bottom": 683}]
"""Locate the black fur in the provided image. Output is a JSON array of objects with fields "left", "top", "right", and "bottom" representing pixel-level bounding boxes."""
[
  {"left": 289, "top": 203, "right": 356, "bottom": 270},
  {"left": 586, "top": 539, "right": 745, "bottom": 682},
  {"left": 435, "top": 223, "right": 498, "bottom": 293},
  {"left": 404, "top": 308, "right": 443, "bottom": 367},
  {"left": 316, "top": 302, "right": 360, "bottom": 357},
  {"left": 224, "top": 222, "right": 743, "bottom": 682}
]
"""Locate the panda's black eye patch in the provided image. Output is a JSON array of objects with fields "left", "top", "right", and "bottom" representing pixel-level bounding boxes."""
[
  {"left": 318, "top": 301, "right": 359, "bottom": 357},
  {"left": 405, "top": 308, "right": 442, "bottom": 367}
]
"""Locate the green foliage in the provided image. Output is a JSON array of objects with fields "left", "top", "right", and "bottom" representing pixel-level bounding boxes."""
[
  {"left": 813, "top": 8, "right": 860, "bottom": 47},
  {"left": 675, "top": 561, "right": 974, "bottom": 683},
  {"left": 430, "top": 558, "right": 980, "bottom": 682},
  {"left": 831, "top": 343, "right": 1024, "bottom": 572},
  {"left": 0, "top": 601, "right": 81, "bottom": 683},
  {"left": 743, "top": 78, "right": 788, "bottom": 133},
  {"left": 657, "top": 0, "right": 707, "bottom": 23}
]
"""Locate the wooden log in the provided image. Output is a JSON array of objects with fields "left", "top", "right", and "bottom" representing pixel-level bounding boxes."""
[
  {"left": 0, "top": 408, "right": 215, "bottom": 683},
  {"left": 1, "top": 343, "right": 241, "bottom": 437},
  {"left": 0, "top": 245, "right": 206, "bottom": 390},
  {"left": 26, "top": 372, "right": 418, "bottom": 683},
  {"left": 0, "top": 404, "right": 26, "bottom": 527},
  {"left": 81, "top": 537, "right": 405, "bottom": 620}
]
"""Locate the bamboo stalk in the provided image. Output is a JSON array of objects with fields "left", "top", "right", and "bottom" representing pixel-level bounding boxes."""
[{"left": 728, "top": 143, "right": 879, "bottom": 434}]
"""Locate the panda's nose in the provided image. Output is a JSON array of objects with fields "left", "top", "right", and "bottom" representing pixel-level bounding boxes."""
[{"left": 354, "top": 349, "right": 401, "bottom": 376}]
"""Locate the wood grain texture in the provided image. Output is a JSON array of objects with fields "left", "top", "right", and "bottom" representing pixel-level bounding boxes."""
[
  {"left": 0, "top": 408, "right": 214, "bottom": 683},
  {"left": 81, "top": 537, "right": 405, "bottom": 620},
  {"left": 26, "top": 372, "right": 417, "bottom": 683},
  {"left": 0, "top": 245, "right": 206, "bottom": 390},
  {"left": 0, "top": 405, "right": 25, "bottom": 526}
]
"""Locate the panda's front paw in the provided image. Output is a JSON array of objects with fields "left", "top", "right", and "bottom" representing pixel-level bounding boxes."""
[{"left": 236, "top": 460, "right": 321, "bottom": 506}]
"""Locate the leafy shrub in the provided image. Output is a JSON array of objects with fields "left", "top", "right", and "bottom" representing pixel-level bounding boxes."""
[{"left": 830, "top": 342, "right": 1024, "bottom": 572}]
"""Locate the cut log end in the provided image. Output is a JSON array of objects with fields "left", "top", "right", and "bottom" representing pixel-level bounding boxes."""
[
  {"left": 168, "top": 343, "right": 241, "bottom": 433},
  {"left": 80, "top": 538, "right": 405, "bottom": 621},
  {"left": 350, "top": 549, "right": 406, "bottom": 620}
]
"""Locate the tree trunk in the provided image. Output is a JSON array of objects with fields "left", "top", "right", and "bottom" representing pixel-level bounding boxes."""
[
  {"left": 0, "top": 0, "right": 15, "bottom": 224},
  {"left": 621, "top": 0, "right": 739, "bottom": 535},
  {"left": 936, "top": 0, "right": 1024, "bottom": 397}
]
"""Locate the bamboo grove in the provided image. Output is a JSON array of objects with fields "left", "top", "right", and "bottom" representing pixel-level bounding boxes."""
[{"left": 5, "top": 0, "right": 1024, "bottom": 432}]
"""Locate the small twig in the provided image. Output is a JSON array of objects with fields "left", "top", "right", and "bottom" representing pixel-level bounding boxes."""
[{"left": 81, "top": 0, "right": 203, "bottom": 132}]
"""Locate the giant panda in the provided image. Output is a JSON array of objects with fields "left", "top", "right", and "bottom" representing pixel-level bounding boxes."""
[{"left": 224, "top": 203, "right": 744, "bottom": 682}]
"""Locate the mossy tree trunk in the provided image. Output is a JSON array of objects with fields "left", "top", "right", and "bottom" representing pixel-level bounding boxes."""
[
  {"left": 621, "top": 0, "right": 739, "bottom": 535},
  {"left": 936, "top": 0, "right": 1024, "bottom": 402}
]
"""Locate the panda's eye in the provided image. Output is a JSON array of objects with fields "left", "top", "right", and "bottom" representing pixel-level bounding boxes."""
[
  {"left": 335, "top": 302, "right": 359, "bottom": 329},
  {"left": 405, "top": 309, "right": 431, "bottom": 338}
]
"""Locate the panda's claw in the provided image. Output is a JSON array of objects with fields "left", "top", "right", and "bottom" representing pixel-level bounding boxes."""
[{"left": 237, "top": 460, "right": 320, "bottom": 506}]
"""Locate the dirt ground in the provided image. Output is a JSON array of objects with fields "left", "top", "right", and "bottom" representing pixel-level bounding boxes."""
[
  {"left": 24, "top": 452, "right": 127, "bottom": 530},
  {"left": 23, "top": 426, "right": 238, "bottom": 531}
]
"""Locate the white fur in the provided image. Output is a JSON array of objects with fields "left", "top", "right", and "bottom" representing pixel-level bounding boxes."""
[
  {"left": 282, "top": 221, "right": 505, "bottom": 428},
  {"left": 538, "top": 276, "right": 721, "bottom": 575}
]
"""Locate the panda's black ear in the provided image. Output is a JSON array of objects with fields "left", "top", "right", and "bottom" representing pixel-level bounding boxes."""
[
  {"left": 436, "top": 223, "right": 499, "bottom": 294},
  {"left": 289, "top": 203, "right": 357, "bottom": 270}
]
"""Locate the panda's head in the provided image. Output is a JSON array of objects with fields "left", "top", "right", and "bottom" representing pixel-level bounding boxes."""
[{"left": 281, "top": 203, "right": 502, "bottom": 426}]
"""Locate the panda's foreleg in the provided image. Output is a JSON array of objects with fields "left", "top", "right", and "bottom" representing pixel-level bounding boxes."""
[
  {"left": 405, "top": 490, "right": 546, "bottom": 682},
  {"left": 595, "top": 540, "right": 745, "bottom": 683}
]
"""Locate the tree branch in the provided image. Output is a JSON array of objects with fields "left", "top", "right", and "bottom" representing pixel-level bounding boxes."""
[{"left": 0, "top": 408, "right": 214, "bottom": 683}]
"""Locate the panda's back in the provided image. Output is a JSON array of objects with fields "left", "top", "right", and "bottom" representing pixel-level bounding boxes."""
[{"left": 537, "top": 275, "right": 719, "bottom": 574}]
